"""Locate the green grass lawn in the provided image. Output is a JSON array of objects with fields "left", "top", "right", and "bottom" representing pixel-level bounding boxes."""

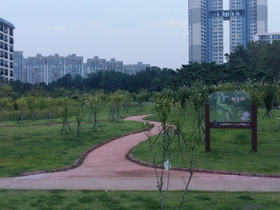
[
  {"left": 0, "top": 190, "right": 279, "bottom": 210},
  {"left": 0, "top": 121, "right": 143, "bottom": 177},
  {"left": 134, "top": 108, "right": 280, "bottom": 174},
  {"left": 1, "top": 104, "right": 279, "bottom": 176},
  {"left": 0, "top": 105, "right": 280, "bottom": 210},
  {"left": 0, "top": 105, "right": 155, "bottom": 177}
]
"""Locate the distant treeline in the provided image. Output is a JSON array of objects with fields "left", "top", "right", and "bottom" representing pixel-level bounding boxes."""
[{"left": 1, "top": 40, "right": 280, "bottom": 97}]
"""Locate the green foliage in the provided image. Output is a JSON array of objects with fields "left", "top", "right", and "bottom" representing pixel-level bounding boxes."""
[
  {"left": 176, "top": 62, "right": 227, "bottom": 85},
  {"left": 170, "top": 102, "right": 186, "bottom": 131},
  {"left": 263, "top": 83, "right": 276, "bottom": 112},
  {"left": 240, "top": 79, "right": 264, "bottom": 108},
  {"left": 85, "top": 94, "right": 102, "bottom": 119},
  {"left": 15, "top": 97, "right": 28, "bottom": 112},
  {"left": 155, "top": 97, "right": 172, "bottom": 125},
  {"left": 0, "top": 83, "right": 13, "bottom": 98},
  {"left": 149, "top": 90, "right": 202, "bottom": 209},
  {"left": 26, "top": 96, "right": 39, "bottom": 121},
  {"left": 133, "top": 89, "right": 149, "bottom": 109},
  {"left": 57, "top": 97, "right": 72, "bottom": 121},
  {"left": 226, "top": 41, "right": 280, "bottom": 80},
  {"left": 188, "top": 81, "right": 209, "bottom": 130},
  {"left": 176, "top": 86, "right": 190, "bottom": 109},
  {"left": 107, "top": 90, "right": 125, "bottom": 121}
]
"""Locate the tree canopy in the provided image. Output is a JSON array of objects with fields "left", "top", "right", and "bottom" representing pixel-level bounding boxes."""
[{"left": 3, "top": 40, "right": 280, "bottom": 97}]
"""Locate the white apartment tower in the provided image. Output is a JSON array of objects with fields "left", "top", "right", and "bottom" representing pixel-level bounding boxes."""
[{"left": 0, "top": 17, "right": 15, "bottom": 81}]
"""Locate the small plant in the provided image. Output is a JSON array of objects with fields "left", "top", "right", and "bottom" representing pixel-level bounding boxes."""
[
  {"left": 238, "top": 194, "right": 254, "bottom": 201},
  {"left": 78, "top": 195, "right": 94, "bottom": 204}
]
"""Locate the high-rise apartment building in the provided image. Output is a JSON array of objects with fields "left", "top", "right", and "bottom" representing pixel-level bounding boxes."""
[
  {"left": 65, "top": 54, "right": 83, "bottom": 77},
  {"left": 85, "top": 56, "right": 123, "bottom": 76},
  {"left": 14, "top": 53, "right": 84, "bottom": 84},
  {"left": 123, "top": 62, "right": 150, "bottom": 74},
  {"left": 86, "top": 56, "right": 106, "bottom": 75},
  {"left": 46, "top": 54, "right": 65, "bottom": 84},
  {"left": 0, "top": 17, "right": 15, "bottom": 81},
  {"left": 106, "top": 58, "right": 123, "bottom": 71},
  {"left": 27, "top": 54, "right": 45, "bottom": 84},
  {"left": 188, "top": 0, "right": 268, "bottom": 64},
  {"left": 13, "top": 51, "right": 23, "bottom": 81},
  {"left": 45, "top": 54, "right": 83, "bottom": 83}
]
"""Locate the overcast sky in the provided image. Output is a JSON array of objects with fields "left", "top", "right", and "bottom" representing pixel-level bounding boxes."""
[{"left": 1, "top": 0, "right": 280, "bottom": 69}]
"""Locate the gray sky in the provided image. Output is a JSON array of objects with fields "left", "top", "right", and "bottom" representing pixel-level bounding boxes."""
[{"left": 1, "top": 0, "right": 280, "bottom": 70}]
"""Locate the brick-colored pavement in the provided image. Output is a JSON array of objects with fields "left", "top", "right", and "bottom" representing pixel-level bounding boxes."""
[{"left": 0, "top": 115, "right": 279, "bottom": 191}]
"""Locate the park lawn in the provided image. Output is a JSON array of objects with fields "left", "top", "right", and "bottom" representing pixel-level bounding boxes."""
[
  {"left": 0, "top": 190, "right": 279, "bottom": 210},
  {"left": 134, "top": 108, "right": 280, "bottom": 174},
  {"left": 0, "top": 120, "right": 143, "bottom": 177},
  {"left": 0, "top": 103, "right": 155, "bottom": 177}
]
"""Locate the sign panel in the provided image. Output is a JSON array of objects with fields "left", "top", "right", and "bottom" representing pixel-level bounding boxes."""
[
  {"left": 209, "top": 91, "right": 252, "bottom": 123},
  {"left": 205, "top": 91, "right": 257, "bottom": 152}
]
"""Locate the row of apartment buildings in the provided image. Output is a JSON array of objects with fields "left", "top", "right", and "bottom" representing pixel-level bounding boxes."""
[{"left": 13, "top": 52, "right": 150, "bottom": 84}]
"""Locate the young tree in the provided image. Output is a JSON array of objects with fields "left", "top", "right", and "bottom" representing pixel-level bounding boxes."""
[
  {"left": 15, "top": 97, "right": 28, "bottom": 122},
  {"left": 262, "top": 82, "right": 276, "bottom": 119},
  {"left": 135, "top": 89, "right": 149, "bottom": 110},
  {"left": 122, "top": 91, "right": 132, "bottom": 113},
  {"left": 147, "top": 91, "right": 199, "bottom": 210},
  {"left": 0, "top": 97, "right": 13, "bottom": 121},
  {"left": 57, "top": 97, "right": 72, "bottom": 134},
  {"left": 26, "top": 96, "right": 38, "bottom": 121},
  {"left": 151, "top": 95, "right": 173, "bottom": 209},
  {"left": 45, "top": 98, "right": 57, "bottom": 120},
  {"left": 72, "top": 97, "right": 86, "bottom": 136},
  {"left": 85, "top": 94, "right": 103, "bottom": 131},
  {"left": 108, "top": 91, "right": 124, "bottom": 121},
  {"left": 188, "top": 81, "right": 209, "bottom": 141}
]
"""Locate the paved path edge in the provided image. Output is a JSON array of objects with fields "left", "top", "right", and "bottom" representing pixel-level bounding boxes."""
[
  {"left": 17, "top": 114, "right": 280, "bottom": 179},
  {"left": 19, "top": 130, "right": 143, "bottom": 177},
  {"left": 126, "top": 147, "right": 280, "bottom": 178}
]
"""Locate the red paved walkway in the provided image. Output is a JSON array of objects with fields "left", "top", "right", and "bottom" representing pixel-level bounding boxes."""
[{"left": 0, "top": 115, "right": 279, "bottom": 191}]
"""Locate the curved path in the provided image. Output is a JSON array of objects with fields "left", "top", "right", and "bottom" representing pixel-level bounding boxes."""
[{"left": 0, "top": 115, "right": 279, "bottom": 191}]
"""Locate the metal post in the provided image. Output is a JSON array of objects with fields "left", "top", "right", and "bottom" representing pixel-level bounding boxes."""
[
  {"left": 251, "top": 103, "right": 257, "bottom": 152},
  {"left": 205, "top": 103, "right": 211, "bottom": 152}
]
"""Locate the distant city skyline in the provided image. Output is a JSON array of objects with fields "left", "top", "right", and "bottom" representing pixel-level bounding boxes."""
[
  {"left": 13, "top": 51, "right": 150, "bottom": 84},
  {"left": 1, "top": 0, "right": 280, "bottom": 70},
  {"left": 17, "top": 52, "right": 148, "bottom": 66}
]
